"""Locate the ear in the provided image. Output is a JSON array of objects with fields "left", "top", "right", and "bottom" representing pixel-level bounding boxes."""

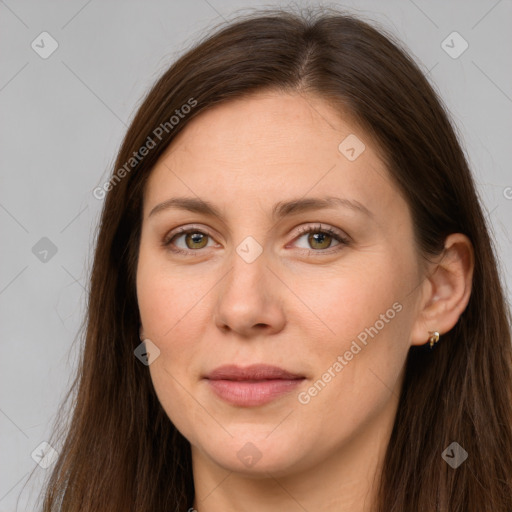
[{"left": 410, "top": 233, "right": 474, "bottom": 347}]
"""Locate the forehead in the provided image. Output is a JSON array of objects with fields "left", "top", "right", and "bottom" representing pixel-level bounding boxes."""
[
  {"left": 143, "top": 91, "right": 399, "bottom": 220},
  {"left": 162, "top": 90, "right": 367, "bottom": 164}
]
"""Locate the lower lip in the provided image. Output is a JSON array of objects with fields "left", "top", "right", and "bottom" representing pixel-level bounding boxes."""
[{"left": 206, "top": 378, "right": 304, "bottom": 407}]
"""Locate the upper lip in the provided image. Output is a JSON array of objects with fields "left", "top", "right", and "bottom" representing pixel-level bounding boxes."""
[{"left": 205, "top": 364, "right": 304, "bottom": 381}]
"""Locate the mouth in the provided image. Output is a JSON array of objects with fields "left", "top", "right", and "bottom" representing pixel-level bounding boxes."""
[{"left": 204, "top": 364, "right": 305, "bottom": 407}]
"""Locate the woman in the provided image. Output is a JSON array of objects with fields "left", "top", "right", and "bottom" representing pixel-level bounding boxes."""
[{"left": 39, "top": 7, "right": 512, "bottom": 512}]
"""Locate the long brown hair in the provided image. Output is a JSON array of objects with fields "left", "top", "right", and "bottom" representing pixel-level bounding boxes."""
[{"left": 37, "top": 7, "right": 512, "bottom": 511}]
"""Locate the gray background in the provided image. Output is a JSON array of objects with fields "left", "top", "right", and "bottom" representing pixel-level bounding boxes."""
[{"left": 1, "top": 0, "right": 511, "bottom": 509}]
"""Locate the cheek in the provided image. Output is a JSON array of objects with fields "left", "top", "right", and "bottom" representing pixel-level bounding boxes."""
[
  {"left": 137, "top": 255, "right": 212, "bottom": 442},
  {"left": 294, "top": 280, "right": 410, "bottom": 448},
  {"left": 295, "top": 255, "right": 413, "bottom": 353},
  {"left": 136, "top": 248, "right": 207, "bottom": 346},
  {"left": 293, "top": 253, "right": 416, "bottom": 407},
  {"left": 136, "top": 253, "right": 211, "bottom": 434}
]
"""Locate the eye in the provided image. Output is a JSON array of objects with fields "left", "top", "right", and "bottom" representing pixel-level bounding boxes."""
[
  {"left": 162, "top": 223, "right": 350, "bottom": 256},
  {"left": 163, "top": 227, "right": 218, "bottom": 254},
  {"left": 291, "top": 224, "right": 350, "bottom": 253}
]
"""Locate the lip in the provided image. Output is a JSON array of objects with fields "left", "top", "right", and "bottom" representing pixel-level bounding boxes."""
[{"left": 204, "top": 364, "right": 305, "bottom": 407}]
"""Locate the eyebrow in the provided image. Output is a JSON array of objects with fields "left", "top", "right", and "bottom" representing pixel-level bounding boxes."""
[{"left": 148, "top": 195, "right": 373, "bottom": 220}]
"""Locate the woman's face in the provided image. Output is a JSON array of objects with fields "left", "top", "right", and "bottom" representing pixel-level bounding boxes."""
[{"left": 136, "top": 91, "right": 426, "bottom": 476}]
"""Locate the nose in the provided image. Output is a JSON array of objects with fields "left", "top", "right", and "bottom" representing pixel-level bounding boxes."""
[{"left": 213, "top": 247, "right": 286, "bottom": 338}]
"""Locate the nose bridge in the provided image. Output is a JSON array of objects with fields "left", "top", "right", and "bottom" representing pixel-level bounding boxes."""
[
  {"left": 214, "top": 237, "right": 285, "bottom": 335},
  {"left": 222, "top": 227, "right": 267, "bottom": 285},
  {"left": 222, "top": 238, "right": 270, "bottom": 308}
]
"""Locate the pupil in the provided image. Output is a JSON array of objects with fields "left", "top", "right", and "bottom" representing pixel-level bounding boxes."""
[
  {"left": 188, "top": 233, "right": 205, "bottom": 248},
  {"left": 309, "top": 232, "right": 330, "bottom": 249}
]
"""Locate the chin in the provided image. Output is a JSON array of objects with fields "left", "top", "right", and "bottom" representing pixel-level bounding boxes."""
[{"left": 193, "top": 430, "right": 310, "bottom": 477}]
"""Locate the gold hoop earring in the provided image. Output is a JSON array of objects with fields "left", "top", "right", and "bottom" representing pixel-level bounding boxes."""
[{"left": 428, "top": 331, "right": 440, "bottom": 348}]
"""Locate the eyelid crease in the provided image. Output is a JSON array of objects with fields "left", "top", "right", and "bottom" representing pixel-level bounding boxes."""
[{"left": 293, "top": 223, "right": 350, "bottom": 243}]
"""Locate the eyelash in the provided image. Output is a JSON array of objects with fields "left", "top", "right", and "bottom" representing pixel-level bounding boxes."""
[{"left": 162, "top": 224, "right": 350, "bottom": 257}]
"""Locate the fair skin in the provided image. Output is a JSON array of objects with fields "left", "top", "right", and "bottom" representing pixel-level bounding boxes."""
[{"left": 136, "top": 91, "right": 473, "bottom": 511}]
